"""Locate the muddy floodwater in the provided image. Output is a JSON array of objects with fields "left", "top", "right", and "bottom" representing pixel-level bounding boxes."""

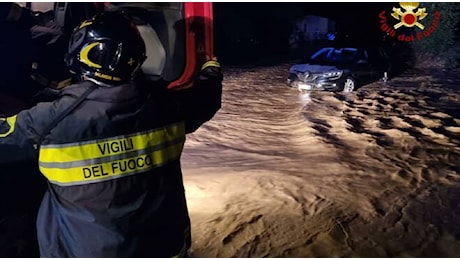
[{"left": 182, "top": 65, "right": 460, "bottom": 257}]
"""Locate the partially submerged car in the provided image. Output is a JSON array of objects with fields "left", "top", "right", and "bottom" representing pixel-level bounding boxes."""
[{"left": 287, "top": 46, "right": 391, "bottom": 92}]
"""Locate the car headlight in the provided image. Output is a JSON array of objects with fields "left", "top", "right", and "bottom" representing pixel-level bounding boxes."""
[{"left": 320, "top": 71, "right": 343, "bottom": 79}]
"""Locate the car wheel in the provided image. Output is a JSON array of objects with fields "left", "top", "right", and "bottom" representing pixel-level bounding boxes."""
[{"left": 343, "top": 78, "right": 355, "bottom": 92}]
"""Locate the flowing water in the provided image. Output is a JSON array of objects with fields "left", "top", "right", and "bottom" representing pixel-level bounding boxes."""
[{"left": 183, "top": 65, "right": 460, "bottom": 257}]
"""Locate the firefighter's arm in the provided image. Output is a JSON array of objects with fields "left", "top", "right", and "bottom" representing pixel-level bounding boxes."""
[
  {"left": 176, "top": 59, "right": 223, "bottom": 133},
  {"left": 0, "top": 103, "right": 54, "bottom": 163}
]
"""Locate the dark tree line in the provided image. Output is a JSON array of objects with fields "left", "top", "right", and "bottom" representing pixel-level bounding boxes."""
[
  {"left": 411, "top": 2, "right": 460, "bottom": 68},
  {"left": 213, "top": 3, "right": 460, "bottom": 68}
]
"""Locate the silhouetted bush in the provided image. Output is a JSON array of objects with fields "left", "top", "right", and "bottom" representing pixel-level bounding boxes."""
[{"left": 412, "top": 3, "right": 460, "bottom": 68}]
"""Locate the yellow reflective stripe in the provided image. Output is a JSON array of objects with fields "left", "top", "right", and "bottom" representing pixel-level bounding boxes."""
[
  {"left": 201, "top": 60, "right": 220, "bottom": 70},
  {"left": 94, "top": 71, "right": 121, "bottom": 82},
  {"left": 40, "top": 123, "right": 185, "bottom": 163},
  {"left": 79, "top": 20, "right": 93, "bottom": 29},
  {"left": 39, "top": 141, "right": 184, "bottom": 186},
  {"left": 53, "top": 78, "right": 72, "bottom": 89},
  {"left": 38, "top": 122, "right": 185, "bottom": 186},
  {"left": 80, "top": 42, "right": 102, "bottom": 69},
  {"left": 0, "top": 115, "right": 17, "bottom": 137}
]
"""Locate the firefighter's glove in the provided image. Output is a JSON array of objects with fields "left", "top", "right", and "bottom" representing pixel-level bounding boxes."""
[{"left": 198, "top": 60, "right": 223, "bottom": 83}]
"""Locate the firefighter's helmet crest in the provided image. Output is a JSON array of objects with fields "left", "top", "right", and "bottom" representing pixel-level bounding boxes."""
[{"left": 391, "top": 2, "right": 428, "bottom": 30}]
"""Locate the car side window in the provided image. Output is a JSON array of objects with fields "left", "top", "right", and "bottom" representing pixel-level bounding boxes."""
[
  {"left": 366, "top": 48, "right": 382, "bottom": 63},
  {"left": 355, "top": 49, "right": 368, "bottom": 61},
  {"left": 379, "top": 48, "right": 389, "bottom": 60},
  {"left": 310, "top": 47, "right": 332, "bottom": 61}
]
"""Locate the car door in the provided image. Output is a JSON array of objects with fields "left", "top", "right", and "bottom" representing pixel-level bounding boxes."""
[
  {"left": 29, "top": 2, "right": 215, "bottom": 90},
  {"left": 366, "top": 47, "right": 389, "bottom": 80},
  {"left": 351, "top": 48, "right": 373, "bottom": 84}
]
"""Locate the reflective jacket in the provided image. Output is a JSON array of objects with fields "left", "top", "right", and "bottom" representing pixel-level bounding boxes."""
[{"left": 0, "top": 67, "right": 222, "bottom": 257}]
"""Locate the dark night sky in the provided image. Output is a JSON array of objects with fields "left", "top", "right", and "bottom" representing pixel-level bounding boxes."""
[{"left": 213, "top": 2, "right": 395, "bottom": 64}]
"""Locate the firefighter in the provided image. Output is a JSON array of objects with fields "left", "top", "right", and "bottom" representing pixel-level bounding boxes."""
[{"left": 0, "top": 11, "right": 222, "bottom": 257}]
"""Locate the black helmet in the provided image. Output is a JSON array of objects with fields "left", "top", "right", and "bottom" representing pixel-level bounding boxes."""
[{"left": 65, "top": 11, "right": 146, "bottom": 85}]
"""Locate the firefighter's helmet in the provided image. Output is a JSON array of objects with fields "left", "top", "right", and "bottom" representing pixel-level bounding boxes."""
[{"left": 65, "top": 11, "right": 146, "bottom": 85}]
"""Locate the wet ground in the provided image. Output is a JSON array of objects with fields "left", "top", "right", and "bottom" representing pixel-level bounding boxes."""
[{"left": 182, "top": 65, "right": 460, "bottom": 257}]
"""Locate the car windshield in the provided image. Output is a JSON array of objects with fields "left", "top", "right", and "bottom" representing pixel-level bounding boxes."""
[{"left": 310, "top": 47, "right": 358, "bottom": 63}]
